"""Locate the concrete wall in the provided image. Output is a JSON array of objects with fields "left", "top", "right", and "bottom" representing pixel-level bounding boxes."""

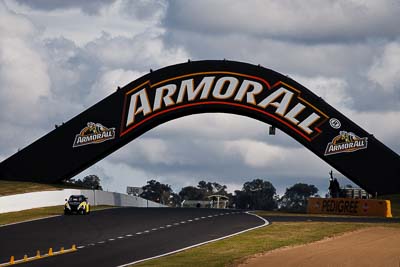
[{"left": 0, "top": 189, "right": 165, "bottom": 213}]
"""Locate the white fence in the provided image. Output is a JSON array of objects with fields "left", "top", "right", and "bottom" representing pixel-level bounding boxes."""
[{"left": 0, "top": 189, "right": 165, "bottom": 213}]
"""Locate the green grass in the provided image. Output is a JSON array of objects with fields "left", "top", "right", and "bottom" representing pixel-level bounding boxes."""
[
  {"left": 0, "top": 180, "right": 88, "bottom": 196},
  {"left": 254, "top": 210, "right": 356, "bottom": 217},
  {"left": 133, "top": 221, "right": 400, "bottom": 267},
  {"left": 0, "top": 205, "right": 114, "bottom": 226},
  {"left": 133, "top": 197, "right": 400, "bottom": 267}
]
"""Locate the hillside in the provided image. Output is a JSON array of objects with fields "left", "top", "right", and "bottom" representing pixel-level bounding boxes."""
[{"left": 0, "top": 180, "right": 87, "bottom": 196}]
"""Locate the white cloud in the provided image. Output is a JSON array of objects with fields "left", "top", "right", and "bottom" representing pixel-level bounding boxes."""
[
  {"left": 134, "top": 138, "right": 182, "bottom": 165},
  {"left": 223, "top": 139, "right": 330, "bottom": 175},
  {"left": 87, "top": 68, "right": 145, "bottom": 104},
  {"left": 7, "top": 0, "right": 167, "bottom": 45},
  {"left": 0, "top": 2, "right": 50, "bottom": 124},
  {"left": 14, "top": 0, "right": 114, "bottom": 14},
  {"left": 343, "top": 109, "right": 400, "bottom": 154},
  {"left": 0, "top": 0, "right": 187, "bottom": 155},
  {"left": 224, "top": 139, "right": 285, "bottom": 168},
  {"left": 368, "top": 41, "right": 400, "bottom": 92},
  {"left": 75, "top": 160, "right": 152, "bottom": 193},
  {"left": 0, "top": 1, "right": 36, "bottom": 37},
  {"left": 165, "top": 0, "right": 400, "bottom": 43},
  {"left": 292, "top": 75, "right": 352, "bottom": 109},
  {"left": 85, "top": 31, "right": 188, "bottom": 70},
  {"left": 156, "top": 113, "right": 268, "bottom": 141},
  {"left": 164, "top": 30, "right": 376, "bottom": 78}
]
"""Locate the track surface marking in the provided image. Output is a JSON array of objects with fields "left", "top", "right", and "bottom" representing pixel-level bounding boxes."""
[{"left": 0, "top": 208, "right": 266, "bottom": 267}]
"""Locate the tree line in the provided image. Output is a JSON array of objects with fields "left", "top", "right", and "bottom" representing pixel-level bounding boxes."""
[
  {"left": 69, "top": 175, "right": 319, "bottom": 212},
  {"left": 139, "top": 178, "right": 319, "bottom": 212}
]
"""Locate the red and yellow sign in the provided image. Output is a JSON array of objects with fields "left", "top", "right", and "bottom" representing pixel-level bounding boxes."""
[{"left": 307, "top": 197, "right": 392, "bottom": 217}]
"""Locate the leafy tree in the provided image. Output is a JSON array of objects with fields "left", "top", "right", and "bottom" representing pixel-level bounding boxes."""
[
  {"left": 140, "top": 180, "right": 173, "bottom": 204},
  {"left": 168, "top": 193, "right": 182, "bottom": 207},
  {"left": 197, "top": 180, "right": 228, "bottom": 196},
  {"left": 197, "top": 180, "right": 212, "bottom": 192},
  {"left": 234, "top": 179, "right": 277, "bottom": 210},
  {"left": 179, "top": 180, "right": 229, "bottom": 200},
  {"left": 279, "top": 183, "right": 318, "bottom": 212},
  {"left": 233, "top": 190, "right": 252, "bottom": 209},
  {"left": 179, "top": 186, "right": 205, "bottom": 200},
  {"left": 73, "top": 175, "right": 103, "bottom": 190}
]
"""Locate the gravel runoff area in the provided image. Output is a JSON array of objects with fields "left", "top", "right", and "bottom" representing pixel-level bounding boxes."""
[{"left": 239, "top": 227, "right": 400, "bottom": 267}]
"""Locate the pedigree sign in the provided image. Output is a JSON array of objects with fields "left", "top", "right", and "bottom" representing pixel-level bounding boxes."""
[
  {"left": 120, "top": 72, "right": 329, "bottom": 141},
  {"left": 307, "top": 197, "right": 392, "bottom": 217}
]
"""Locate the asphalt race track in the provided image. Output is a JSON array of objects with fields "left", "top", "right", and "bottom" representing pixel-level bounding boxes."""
[
  {"left": 0, "top": 208, "right": 266, "bottom": 267},
  {"left": 1, "top": 208, "right": 398, "bottom": 267}
]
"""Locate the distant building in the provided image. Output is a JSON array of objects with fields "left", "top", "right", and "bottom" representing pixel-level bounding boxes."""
[
  {"left": 342, "top": 188, "right": 372, "bottom": 199},
  {"left": 181, "top": 195, "right": 229, "bottom": 208},
  {"left": 126, "top": 186, "right": 143, "bottom": 196},
  {"left": 207, "top": 195, "right": 229, "bottom": 209}
]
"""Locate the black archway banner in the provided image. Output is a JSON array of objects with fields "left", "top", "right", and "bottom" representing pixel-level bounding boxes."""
[{"left": 0, "top": 60, "right": 399, "bottom": 194}]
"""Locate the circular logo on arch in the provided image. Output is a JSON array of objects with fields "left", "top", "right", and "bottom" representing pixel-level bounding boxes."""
[{"left": 329, "top": 118, "right": 341, "bottom": 129}]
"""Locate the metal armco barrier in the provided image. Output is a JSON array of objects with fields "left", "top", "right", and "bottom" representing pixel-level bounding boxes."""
[{"left": 307, "top": 197, "right": 392, "bottom": 217}]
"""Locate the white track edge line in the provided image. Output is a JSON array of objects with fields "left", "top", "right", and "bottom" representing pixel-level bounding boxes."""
[{"left": 117, "top": 211, "right": 269, "bottom": 267}]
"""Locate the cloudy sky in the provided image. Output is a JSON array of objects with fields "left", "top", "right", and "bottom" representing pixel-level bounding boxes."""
[{"left": 1, "top": 0, "right": 399, "bottom": 196}]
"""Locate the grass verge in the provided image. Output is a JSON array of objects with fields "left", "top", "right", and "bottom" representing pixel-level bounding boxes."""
[
  {"left": 0, "top": 180, "right": 88, "bottom": 196},
  {"left": 133, "top": 221, "right": 400, "bottom": 267},
  {"left": 0, "top": 205, "right": 114, "bottom": 226}
]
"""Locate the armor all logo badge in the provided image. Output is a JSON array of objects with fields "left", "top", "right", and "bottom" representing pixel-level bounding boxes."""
[
  {"left": 73, "top": 122, "right": 115, "bottom": 148},
  {"left": 324, "top": 131, "right": 368, "bottom": 156}
]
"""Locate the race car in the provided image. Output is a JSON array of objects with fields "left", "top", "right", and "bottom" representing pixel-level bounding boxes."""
[{"left": 64, "top": 195, "right": 90, "bottom": 215}]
